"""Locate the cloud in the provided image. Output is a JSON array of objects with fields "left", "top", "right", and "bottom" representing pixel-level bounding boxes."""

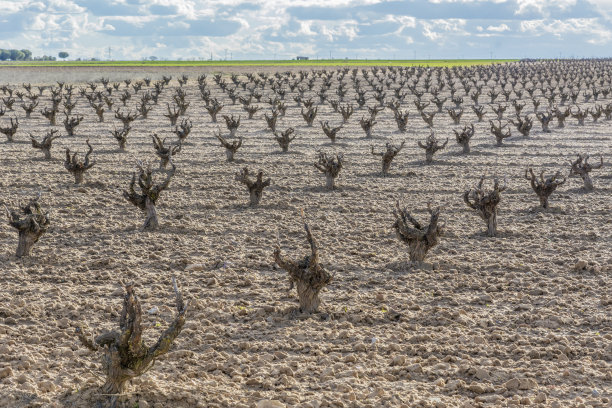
[
  {"left": 520, "top": 17, "right": 612, "bottom": 44},
  {"left": 515, "top": 0, "right": 575, "bottom": 15},
  {"left": 421, "top": 18, "right": 469, "bottom": 43},
  {"left": 486, "top": 23, "right": 510, "bottom": 32},
  {"left": 0, "top": 0, "right": 611, "bottom": 60}
]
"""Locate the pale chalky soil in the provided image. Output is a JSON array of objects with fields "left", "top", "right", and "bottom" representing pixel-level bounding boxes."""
[{"left": 0, "top": 64, "right": 610, "bottom": 408}]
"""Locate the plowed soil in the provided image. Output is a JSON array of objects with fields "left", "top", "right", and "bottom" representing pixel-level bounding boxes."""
[{"left": 0, "top": 65, "right": 610, "bottom": 408}]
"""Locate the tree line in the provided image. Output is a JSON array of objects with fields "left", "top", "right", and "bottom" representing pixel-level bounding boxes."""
[{"left": 0, "top": 49, "right": 57, "bottom": 61}]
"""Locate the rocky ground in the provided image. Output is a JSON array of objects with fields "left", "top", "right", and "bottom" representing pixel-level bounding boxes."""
[{"left": 0, "top": 65, "right": 610, "bottom": 408}]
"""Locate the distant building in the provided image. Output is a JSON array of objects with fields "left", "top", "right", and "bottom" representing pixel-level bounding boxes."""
[{"left": 296, "top": 56, "right": 309, "bottom": 60}]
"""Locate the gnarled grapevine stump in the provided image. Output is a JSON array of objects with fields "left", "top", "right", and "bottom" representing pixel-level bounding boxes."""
[
  {"left": 464, "top": 176, "right": 506, "bottom": 237},
  {"left": 392, "top": 201, "right": 443, "bottom": 262},
  {"left": 76, "top": 278, "right": 188, "bottom": 408},
  {"left": 5, "top": 195, "right": 50, "bottom": 257},
  {"left": 123, "top": 160, "right": 175, "bottom": 230},
  {"left": 273, "top": 222, "right": 332, "bottom": 313}
]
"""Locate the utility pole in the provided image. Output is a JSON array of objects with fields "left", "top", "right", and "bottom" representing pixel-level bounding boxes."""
[
  {"left": 224, "top": 49, "right": 227, "bottom": 61},
  {"left": 107, "top": 46, "right": 112, "bottom": 60},
  {"left": 329, "top": 50, "right": 332, "bottom": 60}
]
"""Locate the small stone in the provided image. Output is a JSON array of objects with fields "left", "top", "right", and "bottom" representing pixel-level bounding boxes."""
[
  {"left": 534, "top": 393, "right": 547, "bottom": 403},
  {"left": 475, "top": 368, "right": 490, "bottom": 380},
  {"left": 473, "top": 336, "right": 486, "bottom": 345},
  {"left": 16, "top": 374, "right": 27, "bottom": 384},
  {"left": 375, "top": 292, "right": 385, "bottom": 302},
  {"left": 467, "top": 383, "right": 485, "bottom": 394},
  {"left": 185, "top": 263, "right": 206, "bottom": 271},
  {"left": 557, "top": 352, "right": 569, "bottom": 361},
  {"left": 480, "top": 294, "right": 493, "bottom": 303},
  {"left": 57, "top": 318, "right": 70, "bottom": 329},
  {"left": 390, "top": 355, "right": 405, "bottom": 366},
  {"left": 37, "top": 381, "right": 55, "bottom": 393},
  {"left": 111, "top": 287, "right": 124, "bottom": 296},
  {"left": 0, "top": 367, "right": 12, "bottom": 379},
  {"left": 321, "top": 367, "right": 334, "bottom": 378},
  {"left": 445, "top": 379, "right": 463, "bottom": 391},
  {"left": 274, "top": 351, "right": 288, "bottom": 360},
  {"left": 504, "top": 378, "right": 520, "bottom": 390},
  {"left": 574, "top": 260, "right": 588, "bottom": 270},
  {"left": 256, "top": 400, "right": 286, "bottom": 408},
  {"left": 343, "top": 354, "right": 356, "bottom": 363},
  {"left": 335, "top": 383, "right": 353, "bottom": 393},
  {"left": 475, "top": 395, "right": 502, "bottom": 403},
  {"left": 518, "top": 378, "right": 537, "bottom": 390},
  {"left": 279, "top": 365, "right": 293, "bottom": 377},
  {"left": 245, "top": 378, "right": 261, "bottom": 386},
  {"left": 354, "top": 343, "right": 367, "bottom": 352}
]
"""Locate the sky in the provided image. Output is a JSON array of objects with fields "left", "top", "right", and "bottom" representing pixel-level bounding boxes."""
[{"left": 1, "top": 0, "right": 612, "bottom": 60}]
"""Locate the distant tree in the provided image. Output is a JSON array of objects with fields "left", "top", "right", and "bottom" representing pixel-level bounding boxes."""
[
  {"left": 149, "top": 56, "right": 158, "bottom": 61},
  {"left": 0, "top": 49, "right": 31, "bottom": 61},
  {"left": 58, "top": 51, "right": 69, "bottom": 60},
  {"left": 20, "top": 49, "right": 32, "bottom": 60},
  {"left": 10, "top": 49, "right": 24, "bottom": 61},
  {"left": 34, "top": 55, "right": 56, "bottom": 61}
]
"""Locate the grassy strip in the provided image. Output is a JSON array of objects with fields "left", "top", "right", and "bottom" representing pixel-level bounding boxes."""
[{"left": 3, "top": 59, "right": 518, "bottom": 68}]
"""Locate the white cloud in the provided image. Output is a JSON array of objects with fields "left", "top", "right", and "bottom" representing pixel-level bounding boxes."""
[
  {"left": 298, "top": 21, "right": 316, "bottom": 36},
  {"left": 319, "top": 20, "right": 359, "bottom": 42},
  {"left": 486, "top": 23, "right": 509, "bottom": 32},
  {"left": 429, "top": 0, "right": 507, "bottom": 2},
  {"left": 0, "top": 0, "right": 26, "bottom": 13},
  {"left": 520, "top": 18, "right": 612, "bottom": 44},
  {"left": 421, "top": 19, "right": 469, "bottom": 44},
  {"left": 1, "top": 0, "right": 612, "bottom": 60},
  {"left": 46, "top": 0, "right": 86, "bottom": 13},
  {"left": 515, "top": 0, "right": 577, "bottom": 15},
  {"left": 382, "top": 14, "right": 417, "bottom": 35},
  {"left": 167, "top": 21, "right": 190, "bottom": 29}
]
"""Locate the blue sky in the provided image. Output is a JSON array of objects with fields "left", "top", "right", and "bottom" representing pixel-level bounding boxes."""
[{"left": 1, "top": 0, "right": 611, "bottom": 60}]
